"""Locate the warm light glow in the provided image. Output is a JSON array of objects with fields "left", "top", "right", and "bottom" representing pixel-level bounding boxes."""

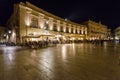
[
  {"left": 26, "top": 20, "right": 30, "bottom": 26},
  {"left": 64, "top": 27, "right": 66, "bottom": 32},
  {"left": 4, "top": 34, "right": 6, "bottom": 37},
  {"left": 25, "top": 12, "right": 31, "bottom": 26},
  {"left": 63, "top": 36, "right": 66, "bottom": 40},
  {"left": 49, "top": 25, "right": 53, "bottom": 30},
  {"left": 81, "top": 31, "right": 83, "bottom": 34},
  {"left": 55, "top": 35, "right": 62, "bottom": 37},
  {"left": 57, "top": 26, "right": 60, "bottom": 31},
  {"left": 85, "top": 31, "right": 87, "bottom": 34},
  {"left": 12, "top": 32, "right": 15, "bottom": 37},
  {"left": 39, "top": 50, "right": 54, "bottom": 78},
  {"left": 33, "top": 32, "right": 37, "bottom": 35},
  {"left": 70, "top": 37, "right": 75, "bottom": 40},
  {"left": 81, "top": 38, "right": 83, "bottom": 40},
  {"left": 70, "top": 43, "right": 76, "bottom": 56},
  {"left": 11, "top": 30, "right": 16, "bottom": 43},
  {"left": 6, "top": 35, "right": 9, "bottom": 41},
  {"left": 85, "top": 28, "right": 87, "bottom": 34},
  {"left": 61, "top": 45, "right": 67, "bottom": 60},
  {"left": 31, "top": 38, "right": 37, "bottom": 41},
  {"left": 8, "top": 54, "right": 14, "bottom": 61},
  {"left": 40, "top": 23, "right": 44, "bottom": 29},
  {"left": 77, "top": 30, "right": 80, "bottom": 34},
  {"left": 46, "top": 21, "right": 49, "bottom": 24},
  {"left": 69, "top": 28, "right": 71, "bottom": 33},
  {"left": 65, "top": 18, "right": 67, "bottom": 21},
  {"left": 8, "top": 30, "right": 12, "bottom": 34},
  {"left": 115, "top": 36, "right": 119, "bottom": 40},
  {"left": 3, "top": 47, "right": 16, "bottom": 67},
  {"left": 74, "top": 29, "right": 76, "bottom": 33}
]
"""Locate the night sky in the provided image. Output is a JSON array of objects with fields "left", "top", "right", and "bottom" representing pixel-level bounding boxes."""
[{"left": 0, "top": 0, "right": 120, "bottom": 30}]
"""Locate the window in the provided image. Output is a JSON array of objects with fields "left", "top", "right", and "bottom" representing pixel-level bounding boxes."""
[
  {"left": 60, "top": 26, "right": 63, "bottom": 32},
  {"left": 83, "top": 31, "right": 85, "bottom": 34},
  {"left": 80, "top": 30, "right": 82, "bottom": 34},
  {"left": 44, "top": 21, "right": 49, "bottom": 30},
  {"left": 75, "top": 29, "right": 77, "bottom": 34},
  {"left": 30, "top": 17, "right": 38, "bottom": 28},
  {"left": 66, "top": 27, "right": 69, "bottom": 33},
  {"left": 53, "top": 24, "right": 57, "bottom": 31},
  {"left": 71, "top": 28, "right": 73, "bottom": 33}
]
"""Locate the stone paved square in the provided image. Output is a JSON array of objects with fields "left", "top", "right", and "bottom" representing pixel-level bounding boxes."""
[{"left": 0, "top": 43, "right": 120, "bottom": 80}]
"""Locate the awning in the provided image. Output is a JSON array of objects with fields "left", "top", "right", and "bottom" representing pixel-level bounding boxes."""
[{"left": 23, "top": 35, "right": 54, "bottom": 38}]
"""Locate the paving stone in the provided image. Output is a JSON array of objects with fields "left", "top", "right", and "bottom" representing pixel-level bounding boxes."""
[{"left": 0, "top": 43, "right": 120, "bottom": 80}]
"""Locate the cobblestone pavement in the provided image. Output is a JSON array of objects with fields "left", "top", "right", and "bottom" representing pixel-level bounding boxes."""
[{"left": 0, "top": 42, "right": 120, "bottom": 80}]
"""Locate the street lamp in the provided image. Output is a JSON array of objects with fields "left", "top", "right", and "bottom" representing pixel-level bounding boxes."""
[{"left": 8, "top": 30, "right": 12, "bottom": 34}]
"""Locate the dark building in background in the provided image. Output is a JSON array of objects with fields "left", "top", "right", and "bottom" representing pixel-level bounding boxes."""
[{"left": 0, "top": 26, "right": 6, "bottom": 43}]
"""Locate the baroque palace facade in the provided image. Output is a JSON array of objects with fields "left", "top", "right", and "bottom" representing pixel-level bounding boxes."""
[
  {"left": 114, "top": 26, "right": 120, "bottom": 40},
  {"left": 6, "top": 2, "right": 110, "bottom": 44},
  {"left": 83, "top": 20, "right": 111, "bottom": 40},
  {"left": 7, "top": 2, "right": 87, "bottom": 44}
]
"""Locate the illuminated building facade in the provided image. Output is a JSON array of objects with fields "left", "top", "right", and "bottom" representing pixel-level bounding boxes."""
[
  {"left": 83, "top": 20, "right": 111, "bottom": 40},
  {"left": 7, "top": 2, "right": 87, "bottom": 44},
  {"left": 114, "top": 26, "right": 120, "bottom": 40}
]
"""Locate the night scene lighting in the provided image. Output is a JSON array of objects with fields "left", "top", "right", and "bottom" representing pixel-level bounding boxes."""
[{"left": 0, "top": 0, "right": 120, "bottom": 80}]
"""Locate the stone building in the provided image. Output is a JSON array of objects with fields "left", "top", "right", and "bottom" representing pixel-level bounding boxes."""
[
  {"left": 83, "top": 20, "right": 111, "bottom": 40},
  {"left": 7, "top": 1, "right": 87, "bottom": 44},
  {"left": 114, "top": 26, "right": 120, "bottom": 41},
  {"left": 0, "top": 26, "right": 6, "bottom": 43}
]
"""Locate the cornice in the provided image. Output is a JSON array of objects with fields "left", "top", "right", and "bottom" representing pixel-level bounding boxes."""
[{"left": 19, "top": 1, "right": 85, "bottom": 27}]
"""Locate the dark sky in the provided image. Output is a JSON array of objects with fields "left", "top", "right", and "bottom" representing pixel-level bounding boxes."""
[{"left": 0, "top": 0, "right": 120, "bottom": 30}]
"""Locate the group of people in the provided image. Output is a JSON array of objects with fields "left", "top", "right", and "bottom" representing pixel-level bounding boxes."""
[
  {"left": 24, "top": 40, "right": 58, "bottom": 49},
  {"left": 91, "top": 39, "right": 104, "bottom": 46}
]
